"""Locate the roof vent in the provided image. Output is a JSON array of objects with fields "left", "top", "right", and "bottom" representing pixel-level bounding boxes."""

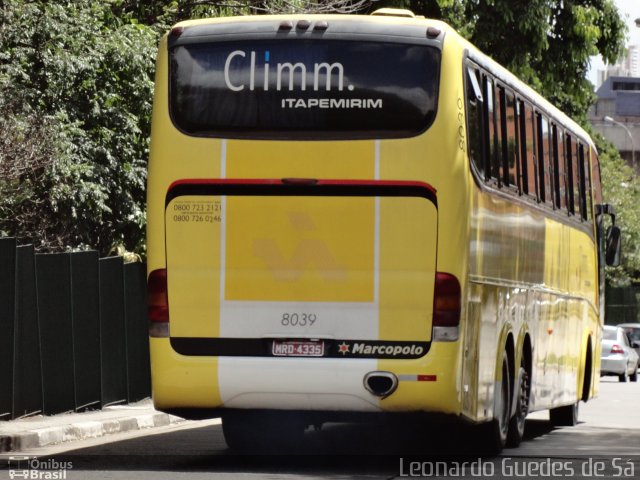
[{"left": 370, "top": 8, "right": 415, "bottom": 18}]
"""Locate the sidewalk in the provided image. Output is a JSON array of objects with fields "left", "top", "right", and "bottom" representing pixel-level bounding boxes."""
[{"left": 0, "top": 399, "right": 183, "bottom": 453}]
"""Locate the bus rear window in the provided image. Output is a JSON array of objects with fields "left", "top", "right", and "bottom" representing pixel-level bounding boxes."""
[{"left": 169, "top": 40, "right": 440, "bottom": 139}]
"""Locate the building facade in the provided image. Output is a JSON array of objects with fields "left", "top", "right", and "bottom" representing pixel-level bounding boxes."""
[{"left": 589, "top": 76, "right": 640, "bottom": 170}]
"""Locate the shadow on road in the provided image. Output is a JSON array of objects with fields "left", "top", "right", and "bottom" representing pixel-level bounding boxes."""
[
  {"left": 519, "top": 418, "right": 556, "bottom": 441},
  {"left": 42, "top": 416, "right": 567, "bottom": 473}
]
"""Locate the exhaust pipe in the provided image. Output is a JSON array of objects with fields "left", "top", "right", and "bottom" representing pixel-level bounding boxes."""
[{"left": 363, "top": 371, "right": 398, "bottom": 399}]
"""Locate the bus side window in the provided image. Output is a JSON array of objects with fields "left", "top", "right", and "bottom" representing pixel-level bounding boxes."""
[
  {"left": 555, "top": 127, "right": 568, "bottom": 211},
  {"left": 569, "top": 136, "right": 582, "bottom": 218},
  {"left": 585, "top": 149, "right": 593, "bottom": 221},
  {"left": 505, "top": 89, "right": 519, "bottom": 192},
  {"left": 483, "top": 75, "right": 498, "bottom": 184},
  {"left": 465, "top": 66, "right": 484, "bottom": 178},
  {"left": 536, "top": 113, "right": 553, "bottom": 207},
  {"left": 591, "top": 147, "right": 603, "bottom": 207},
  {"left": 535, "top": 113, "right": 544, "bottom": 202},
  {"left": 566, "top": 135, "right": 575, "bottom": 215},
  {"left": 494, "top": 84, "right": 506, "bottom": 185},
  {"left": 545, "top": 120, "right": 560, "bottom": 210},
  {"left": 579, "top": 143, "right": 592, "bottom": 221},
  {"left": 520, "top": 102, "right": 537, "bottom": 200}
]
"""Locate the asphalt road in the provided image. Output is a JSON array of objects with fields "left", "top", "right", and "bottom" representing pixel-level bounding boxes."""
[{"left": 2, "top": 377, "right": 639, "bottom": 479}]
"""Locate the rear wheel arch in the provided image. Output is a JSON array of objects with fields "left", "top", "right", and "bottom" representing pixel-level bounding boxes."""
[
  {"left": 482, "top": 349, "right": 511, "bottom": 454},
  {"left": 493, "top": 326, "right": 516, "bottom": 397},
  {"left": 481, "top": 328, "right": 516, "bottom": 454}
]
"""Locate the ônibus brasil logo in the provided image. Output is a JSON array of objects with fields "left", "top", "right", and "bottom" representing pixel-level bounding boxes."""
[
  {"left": 223, "top": 49, "right": 383, "bottom": 110},
  {"left": 8, "top": 457, "right": 72, "bottom": 479}
]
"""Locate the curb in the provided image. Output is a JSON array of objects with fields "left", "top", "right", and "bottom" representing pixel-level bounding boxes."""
[{"left": 0, "top": 412, "right": 183, "bottom": 453}]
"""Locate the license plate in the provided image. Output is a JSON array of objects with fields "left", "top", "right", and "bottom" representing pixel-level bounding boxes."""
[{"left": 272, "top": 340, "right": 324, "bottom": 357}]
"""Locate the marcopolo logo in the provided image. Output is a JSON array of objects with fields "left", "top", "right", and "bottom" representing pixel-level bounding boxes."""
[{"left": 336, "top": 341, "right": 427, "bottom": 358}]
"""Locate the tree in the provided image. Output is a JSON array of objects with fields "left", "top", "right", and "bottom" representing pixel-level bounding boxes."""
[
  {"left": 0, "top": 0, "right": 156, "bottom": 254},
  {"left": 0, "top": 0, "right": 377, "bottom": 255},
  {"left": 110, "top": 0, "right": 372, "bottom": 27},
  {"left": 389, "top": 0, "right": 636, "bottom": 282},
  {"left": 385, "top": 0, "right": 626, "bottom": 121},
  {"left": 594, "top": 134, "right": 640, "bottom": 285}
]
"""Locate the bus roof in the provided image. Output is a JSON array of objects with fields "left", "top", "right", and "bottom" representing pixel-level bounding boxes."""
[{"left": 459, "top": 39, "right": 594, "bottom": 149}]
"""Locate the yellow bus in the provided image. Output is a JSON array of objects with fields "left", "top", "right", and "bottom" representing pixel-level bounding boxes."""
[{"left": 147, "top": 9, "right": 621, "bottom": 453}]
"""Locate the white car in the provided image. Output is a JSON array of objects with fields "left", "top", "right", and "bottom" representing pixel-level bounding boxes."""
[{"left": 601, "top": 325, "right": 640, "bottom": 382}]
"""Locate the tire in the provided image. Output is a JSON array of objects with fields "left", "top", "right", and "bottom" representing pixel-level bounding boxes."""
[
  {"left": 630, "top": 364, "right": 638, "bottom": 382},
  {"left": 222, "top": 410, "right": 305, "bottom": 453},
  {"left": 549, "top": 402, "right": 579, "bottom": 427},
  {"left": 479, "top": 352, "right": 511, "bottom": 455},
  {"left": 506, "top": 365, "right": 529, "bottom": 447},
  {"left": 619, "top": 371, "right": 629, "bottom": 383}
]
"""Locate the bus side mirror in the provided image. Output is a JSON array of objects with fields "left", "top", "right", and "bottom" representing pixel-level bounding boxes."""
[
  {"left": 605, "top": 225, "right": 622, "bottom": 267},
  {"left": 596, "top": 203, "right": 622, "bottom": 267}
]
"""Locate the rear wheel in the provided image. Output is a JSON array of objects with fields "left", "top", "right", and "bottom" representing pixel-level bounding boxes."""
[
  {"left": 549, "top": 402, "right": 579, "bottom": 427},
  {"left": 479, "top": 352, "right": 510, "bottom": 455},
  {"left": 222, "top": 410, "right": 305, "bottom": 453},
  {"left": 619, "top": 371, "right": 629, "bottom": 383},
  {"left": 630, "top": 364, "right": 638, "bottom": 382},
  {"left": 506, "top": 365, "right": 529, "bottom": 447}
]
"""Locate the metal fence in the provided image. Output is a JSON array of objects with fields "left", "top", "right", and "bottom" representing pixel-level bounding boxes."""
[
  {"left": 605, "top": 284, "right": 640, "bottom": 325},
  {"left": 0, "top": 237, "right": 150, "bottom": 420}
]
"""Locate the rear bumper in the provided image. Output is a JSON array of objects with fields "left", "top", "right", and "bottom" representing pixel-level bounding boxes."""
[
  {"left": 600, "top": 356, "right": 626, "bottom": 375},
  {"left": 150, "top": 337, "right": 461, "bottom": 415}
]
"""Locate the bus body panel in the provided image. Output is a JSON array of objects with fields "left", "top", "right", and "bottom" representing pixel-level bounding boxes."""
[
  {"left": 464, "top": 147, "right": 600, "bottom": 420},
  {"left": 150, "top": 338, "right": 223, "bottom": 410},
  {"left": 149, "top": 24, "right": 468, "bottom": 416},
  {"left": 165, "top": 191, "right": 438, "bottom": 342},
  {"left": 148, "top": 14, "right": 603, "bottom": 428},
  {"left": 150, "top": 337, "right": 460, "bottom": 413}
]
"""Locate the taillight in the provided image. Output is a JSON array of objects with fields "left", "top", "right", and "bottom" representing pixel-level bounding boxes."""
[
  {"left": 433, "top": 272, "right": 461, "bottom": 327},
  {"left": 170, "top": 26, "right": 184, "bottom": 39},
  {"left": 611, "top": 344, "right": 624, "bottom": 355},
  {"left": 148, "top": 269, "right": 169, "bottom": 337}
]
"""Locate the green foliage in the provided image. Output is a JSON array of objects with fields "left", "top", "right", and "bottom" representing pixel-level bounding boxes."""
[
  {"left": 594, "top": 134, "right": 640, "bottom": 285},
  {"left": 385, "top": 0, "right": 638, "bottom": 283},
  {"left": 109, "top": 0, "right": 251, "bottom": 28},
  {"left": 0, "top": 0, "right": 376, "bottom": 256},
  {"left": 388, "top": 0, "right": 627, "bottom": 121},
  {"left": 384, "top": 0, "right": 637, "bottom": 282},
  {"left": 0, "top": 0, "right": 156, "bottom": 254}
]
